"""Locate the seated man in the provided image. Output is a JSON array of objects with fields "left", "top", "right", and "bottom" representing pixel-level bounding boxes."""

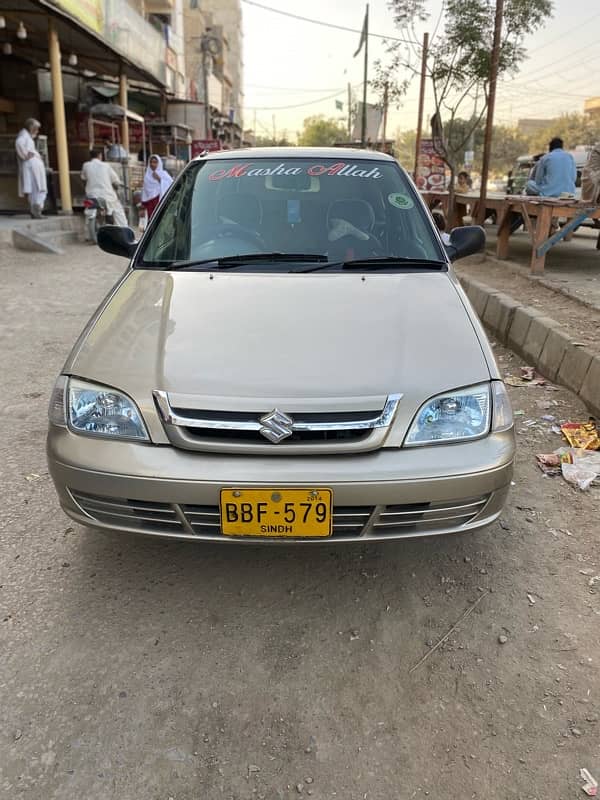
[
  {"left": 80, "top": 150, "right": 128, "bottom": 227},
  {"left": 511, "top": 137, "right": 576, "bottom": 234},
  {"left": 526, "top": 137, "right": 576, "bottom": 197}
]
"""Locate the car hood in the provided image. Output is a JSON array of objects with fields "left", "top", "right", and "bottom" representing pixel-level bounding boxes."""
[{"left": 67, "top": 269, "right": 490, "bottom": 414}]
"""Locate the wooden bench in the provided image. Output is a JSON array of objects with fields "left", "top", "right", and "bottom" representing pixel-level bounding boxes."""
[{"left": 496, "top": 197, "right": 600, "bottom": 273}]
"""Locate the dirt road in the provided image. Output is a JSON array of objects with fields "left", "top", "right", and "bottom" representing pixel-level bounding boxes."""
[{"left": 1, "top": 245, "right": 598, "bottom": 799}]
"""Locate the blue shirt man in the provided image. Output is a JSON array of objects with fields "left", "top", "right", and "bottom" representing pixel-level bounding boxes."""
[{"left": 527, "top": 137, "right": 576, "bottom": 197}]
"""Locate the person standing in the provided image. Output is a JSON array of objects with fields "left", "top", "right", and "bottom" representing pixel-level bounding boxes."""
[
  {"left": 80, "top": 150, "right": 128, "bottom": 227},
  {"left": 15, "top": 118, "right": 48, "bottom": 219},
  {"left": 141, "top": 154, "right": 173, "bottom": 220}
]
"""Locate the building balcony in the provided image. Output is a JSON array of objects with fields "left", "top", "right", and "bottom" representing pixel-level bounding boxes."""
[{"left": 104, "top": 0, "right": 167, "bottom": 86}]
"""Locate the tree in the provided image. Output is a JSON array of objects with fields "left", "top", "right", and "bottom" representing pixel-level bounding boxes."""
[
  {"left": 376, "top": 0, "right": 552, "bottom": 211},
  {"left": 395, "top": 121, "right": 528, "bottom": 176},
  {"left": 254, "top": 133, "right": 292, "bottom": 147},
  {"left": 529, "top": 113, "right": 600, "bottom": 153},
  {"left": 298, "top": 115, "right": 347, "bottom": 147},
  {"left": 394, "top": 128, "right": 418, "bottom": 166}
]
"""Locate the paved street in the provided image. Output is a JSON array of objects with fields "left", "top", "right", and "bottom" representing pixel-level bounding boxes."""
[{"left": 1, "top": 244, "right": 599, "bottom": 800}]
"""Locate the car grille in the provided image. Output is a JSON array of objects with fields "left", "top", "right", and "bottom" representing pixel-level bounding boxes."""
[
  {"left": 69, "top": 491, "right": 186, "bottom": 534},
  {"left": 69, "top": 490, "right": 490, "bottom": 539},
  {"left": 152, "top": 391, "right": 401, "bottom": 455},
  {"left": 372, "top": 496, "right": 489, "bottom": 534}
]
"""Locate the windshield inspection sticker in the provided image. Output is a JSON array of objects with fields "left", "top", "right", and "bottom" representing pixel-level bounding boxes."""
[{"left": 388, "top": 193, "right": 414, "bottom": 209}]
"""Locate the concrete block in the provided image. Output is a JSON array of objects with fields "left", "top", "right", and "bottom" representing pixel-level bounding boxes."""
[
  {"left": 521, "top": 315, "right": 557, "bottom": 366},
  {"left": 537, "top": 327, "right": 572, "bottom": 382},
  {"left": 12, "top": 229, "right": 63, "bottom": 255},
  {"left": 557, "top": 347, "right": 594, "bottom": 395},
  {"left": 482, "top": 292, "right": 520, "bottom": 343},
  {"left": 465, "top": 280, "right": 497, "bottom": 319},
  {"left": 507, "top": 306, "right": 542, "bottom": 359},
  {"left": 579, "top": 356, "right": 600, "bottom": 418}
]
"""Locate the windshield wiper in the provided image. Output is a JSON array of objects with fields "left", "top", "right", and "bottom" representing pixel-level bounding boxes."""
[
  {"left": 290, "top": 256, "right": 447, "bottom": 274},
  {"left": 167, "top": 253, "right": 329, "bottom": 271},
  {"left": 340, "top": 257, "right": 446, "bottom": 270}
]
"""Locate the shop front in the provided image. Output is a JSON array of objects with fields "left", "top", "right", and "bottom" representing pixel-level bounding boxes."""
[{"left": 0, "top": 0, "right": 168, "bottom": 215}]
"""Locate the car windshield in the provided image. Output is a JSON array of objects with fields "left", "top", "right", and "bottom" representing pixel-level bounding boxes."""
[{"left": 137, "top": 156, "right": 444, "bottom": 269}]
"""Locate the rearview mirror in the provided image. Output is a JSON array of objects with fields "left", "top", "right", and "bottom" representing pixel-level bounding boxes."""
[
  {"left": 97, "top": 225, "right": 137, "bottom": 259},
  {"left": 445, "top": 225, "right": 485, "bottom": 262}
]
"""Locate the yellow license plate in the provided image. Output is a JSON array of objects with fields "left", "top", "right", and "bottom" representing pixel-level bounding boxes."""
[{"left": 220, "top": 488, "right": 333, "bottom": 538}]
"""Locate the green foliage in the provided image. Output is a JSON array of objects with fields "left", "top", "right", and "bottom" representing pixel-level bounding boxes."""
[
  {"left": 377, "top": 0, "right": 553, "bottom": 174},
  {"left": 394, "top": 128, "right": 418, "bottom": 167},
  {"left": 254, "top": 134, "right": 292, "bottom": 147},
  {"left": 528, "top": 113, "right": 600, "bottom": 152},
  {"left": 396, "top": 121, "right": 530, "bottom": 175},
  {"left": 298, "top": 115, "right": 348, "bottom": 147}
]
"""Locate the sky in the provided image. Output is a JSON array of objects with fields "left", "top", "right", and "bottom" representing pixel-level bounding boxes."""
[{"left": 241, "top": 0, "right": 600, "bottom": 140}]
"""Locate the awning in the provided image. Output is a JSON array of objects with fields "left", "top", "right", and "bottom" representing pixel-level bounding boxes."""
[{"left": 0, "top": 0, "right": 167, "bottom": 89}]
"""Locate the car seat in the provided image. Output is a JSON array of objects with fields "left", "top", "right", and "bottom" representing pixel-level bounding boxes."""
[
  {"left": 326, "top": 199, "right": 379, "bottom": 260},
  {"left": 217, "top": 192, "right": 263, "bottom": 230}
]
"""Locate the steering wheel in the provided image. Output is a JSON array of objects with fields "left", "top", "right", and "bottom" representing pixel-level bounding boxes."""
[{"left": 203, "top": 222, "right": 266, "bottom": 249}]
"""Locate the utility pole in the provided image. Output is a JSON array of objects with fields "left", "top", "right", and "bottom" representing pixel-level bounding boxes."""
[
  {"left": 253, "top": 109, "right": 257, "bottom": 146},
  {"left": 347, "top": 82, "right": 352, "bottom": 139},
  {"left": 477, "top": 0, "right": 504, "bottom": 225},
  {"left": 413, "top": 31, "right": 429, "bottom": 178},
  {"left": 381, "top": 81, "right": 389, "bottom": 151},
  {"left": 361, "top": 4, "right": 369, "bottom": 146},
  {"left": 272, "top": 114, "right": 276, "bottom": 144}
]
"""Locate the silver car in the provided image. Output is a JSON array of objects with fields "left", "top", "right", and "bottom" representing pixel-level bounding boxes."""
[{"left": 47, "top": 148, "right": 515, "bottom": 543}]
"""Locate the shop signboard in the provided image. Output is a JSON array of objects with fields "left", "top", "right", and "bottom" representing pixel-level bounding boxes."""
[
  {"left": 191, "top": 139, "right": 222, "bottom": 158},
  {"left": 55, "top": 0, "right": 104, "bottom": 34},
  {"left": 415, "top": 138, "right": 446, "bottom": 191}
]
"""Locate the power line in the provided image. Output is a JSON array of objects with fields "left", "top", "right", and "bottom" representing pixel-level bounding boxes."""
[
  {"left": 247, "top": 84, "right": 346, "bottom": 92},
  {"left": 245, "top": 85, "right": 361, "bottom": 111},
  {"left": 241, "top": 0, "right": 420, "bottom": 45},
  {"left": 526, "top": 11, "right": 600, "bottom": 54}
]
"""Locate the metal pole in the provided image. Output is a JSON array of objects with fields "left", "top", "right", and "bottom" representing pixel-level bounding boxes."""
[
  {"left": 381, "top": 81, "right": 389, "bottom": 151},
  {"left": 413, "top": 31, "right": 429, "bottom": 179},
  {"left": 48, "top": 19, "right": 72, "bottom": 214},
  {"left": 347, "top": 82, "right": 352, "bottom": 139},
  {"left": 203, "top": 49, "right": 210, "bottom": 139},
  {"left": 361, "top": 4, "right": 369, "bottom": 147},
  {"left": 119, "top": 67, "right": 130, "bottom": 155},
  {"left": 477, "top": 0, "right": 504, "bottom": 225}
]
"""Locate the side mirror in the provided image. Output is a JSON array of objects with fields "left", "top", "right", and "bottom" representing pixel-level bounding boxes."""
[
  {"left": 97, "top": 225, "right": 137, "bottom": 259},
  {"left": 445, "top": 225, "right": 485, "bottom": 262}
]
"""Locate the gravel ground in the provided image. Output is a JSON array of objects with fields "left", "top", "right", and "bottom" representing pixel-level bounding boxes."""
[{"left": 1, "top": 245, "right": 599, "bottom": 800}]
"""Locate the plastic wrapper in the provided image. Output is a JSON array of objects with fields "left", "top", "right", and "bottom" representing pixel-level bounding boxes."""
[
  {"left": 561, "top": 448, "right": 600, "bottom": 490},
  {"left": 560, "top": 420, "right": 600, "bottom": 451}
]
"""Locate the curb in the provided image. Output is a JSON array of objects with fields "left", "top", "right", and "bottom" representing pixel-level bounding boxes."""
[{"left": 459, "top": 275, "right": 600, "bottom": 418}]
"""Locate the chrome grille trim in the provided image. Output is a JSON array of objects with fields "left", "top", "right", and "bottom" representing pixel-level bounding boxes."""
[
  {"left": 153, "top": 391, "right": 402, "bottom": 433},
  {"left": 68, "top": 491, "right": 491, "bottom": 540},
  {"left": 372, "top": 496, "right": 489, "bottom": 532},
  {"left": 70, "top": 491, "right": 186, "bottom": 532}
]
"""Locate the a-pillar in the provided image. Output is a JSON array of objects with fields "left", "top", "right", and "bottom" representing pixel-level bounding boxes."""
[
  {"left": 119, "top": 67, "right": 129, "bottom": 154},
  {"left": 48, "top": 18, "right": 72, "bottom": 213}
]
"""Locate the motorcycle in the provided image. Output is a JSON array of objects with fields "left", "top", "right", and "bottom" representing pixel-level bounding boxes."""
[{"left": 83, "top": 197, "right": 111, "bottom": 244}]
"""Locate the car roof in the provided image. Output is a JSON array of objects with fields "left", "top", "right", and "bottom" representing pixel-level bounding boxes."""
[{"left": 195, "top": 147, "right": 396, "bottom": 163}]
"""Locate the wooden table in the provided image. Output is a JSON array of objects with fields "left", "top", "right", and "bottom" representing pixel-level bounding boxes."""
[
  {"left": 496, "top": 197, "right": 600, "bottom": 273},
  {"left": 421, "top": 191, "right": 506, "bottom": 227}
]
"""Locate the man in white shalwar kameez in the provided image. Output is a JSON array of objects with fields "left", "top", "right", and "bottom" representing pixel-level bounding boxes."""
[{"left": 15, "top": 119, "right": 47, "bottom": 219}]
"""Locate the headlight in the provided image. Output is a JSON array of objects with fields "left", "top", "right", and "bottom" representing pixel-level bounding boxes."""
[
  {"left": 66, "top": 378, "right": 149, "bottom": 441},
  {"left": 405, "top": 383, "right": 491, "bottom": 446}
]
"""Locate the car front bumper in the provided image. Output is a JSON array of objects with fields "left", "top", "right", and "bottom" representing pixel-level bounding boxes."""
[{"left": 47, "top": 426, "right": 514, "bottom": 544}]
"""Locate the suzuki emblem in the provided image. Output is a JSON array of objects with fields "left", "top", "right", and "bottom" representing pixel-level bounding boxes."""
[{"left": 259, "top": 408, "right": 294, "bottom": 443}]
